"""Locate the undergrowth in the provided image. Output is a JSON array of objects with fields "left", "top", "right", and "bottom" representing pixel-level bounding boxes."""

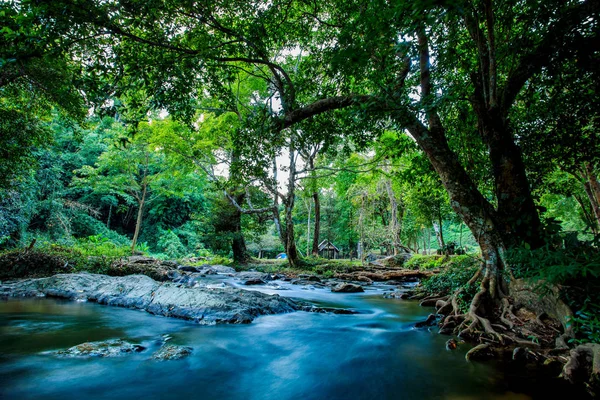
[
  {"left": 0, "top": 235, "right": 131, "bottom": 278},
  {"left": 507, "top": 243, "right": 600, "bottom": 344},
  {"left": 418, "top": 255, "right": 480, "bottom": 313}
]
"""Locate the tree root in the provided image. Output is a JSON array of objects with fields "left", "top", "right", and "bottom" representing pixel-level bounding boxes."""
[
  {"left": 465, "top": 343, "right": 495, "bottom": 362},
  {"left": 419, "top": 295, "right": 449, "bottom": 307}
]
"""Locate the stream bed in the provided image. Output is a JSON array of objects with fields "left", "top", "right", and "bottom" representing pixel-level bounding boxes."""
[{"left": 0, "top": 278, "right": 533, "bottom": 399}]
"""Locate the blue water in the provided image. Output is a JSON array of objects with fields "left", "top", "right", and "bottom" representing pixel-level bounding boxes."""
[{"left": 0, "top": 281, "right": 529, "bottom": 399}]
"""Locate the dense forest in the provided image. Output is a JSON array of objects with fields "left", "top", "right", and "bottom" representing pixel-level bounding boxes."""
[{"left": 1, "top": 0, "right": 600, "bottom": 397}]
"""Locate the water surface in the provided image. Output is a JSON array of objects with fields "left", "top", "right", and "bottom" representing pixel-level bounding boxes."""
[{"left": 0, "top": 280, "right": 529, "bottom": 399}]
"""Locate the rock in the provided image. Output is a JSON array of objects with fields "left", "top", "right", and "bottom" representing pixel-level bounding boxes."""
[
  {"left": 300, "top": 305, "right": 360, "bottom": 314},
  {"left": 177, "top": 266, "right": 200, "bottom": 273},
  {"left": 355, "top": 275, "right": 373, "bottom": 283},
  {"left": 55, "top": 339, "right": 145, "bottom": 358},
  {"left": 152, "top": 344, "right": 193, "bottom": 360},
  {"left": 383, "top": 290, "right": 411, "bottom": 299},
  {"left": 331, "top": 283, "right": 364, "bottom": 293},
  {"left": 380, "top": 253, "right": 413, "bottom": 268},
  {"left": 0, "top": 273, "right": 300, "bottom": 325},
  {"left": 109, "top": 257, "right": 178, "bottom": 282},
  {"left": 238, "top": 271, "right": 269, "bottom": 285},
  {"left": 446, "top": 339, "right": 458, "bottom": 350},
  {"left": 415, "top": 313, "right": 439, "bottom": 328},
  {"left": 210, "top": 265, "right": 236, "bottom": 274},
  {"left": 244, "top": 278, "right": 266, "bottom": 285},
  {"left": 298, "top": 274, "right": 322, "bottom": 282}
]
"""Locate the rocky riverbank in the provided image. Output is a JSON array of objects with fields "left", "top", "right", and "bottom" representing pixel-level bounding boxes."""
[{"left": 0, "top": 273, "right": 300, "bottom": 324}]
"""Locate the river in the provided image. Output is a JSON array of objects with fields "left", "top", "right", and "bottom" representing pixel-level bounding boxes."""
[{"left": 0, "top": 277, "right": 537, "bottom": 399}]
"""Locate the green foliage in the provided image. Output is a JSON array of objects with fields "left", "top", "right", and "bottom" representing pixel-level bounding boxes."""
[
  {"left": 405, "top": 255, "right": 447, "bottom": 270},
  {"left": 508, "top": 244, "right": 600, "bottom": 282},
  {"left": 419, "top": 256, "right": 480, "bottom": 312},
  {"left": 568, "top": 300, "right": 600, "bottom": 345},
  {"left": 0, "top": 235, "right": 130, "bottom": 278},
  {"left": 156, "top": 229, "right": 187, "bottom": 259}
]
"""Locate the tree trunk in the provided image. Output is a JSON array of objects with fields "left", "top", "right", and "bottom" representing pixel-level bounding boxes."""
[
  {"left": 283, "top": 200, "right": 301, "bottom": 267},
  {"left": 384, "top": 179, "right": 401, "bottom": 255},
  {"left": 478, "top": 112, "right": 544, "bottom": 248},
  {"left": 583, "top": 163, "right": 600, "bottom": 230},
  {"left": 131, "top": 183, "right": 147, "bottom": 254},
  {"left": 305, "top": 198, "right": 311, "bottom": 257},
  {"left": 574, "top": 194, "right": 598, "bottom": 235},
  {"left": 433, "top": 220, "right": 445, "bottom": 249},
  {"left": 405, "top": 115, "right": 508, "bottom": 299},
  {"left": 107, "top": 204, "right": 112, "bottom": 229},
  {"left": 230, "top": 191, "right": 250, "bottom": 264},
  {"left": 311, "top": 190, "right": 320, "bottom": 256},
  {"left": 281, "top": 143, "right": 302, "bottom": 268},
  {"left": 582, "top": 179, "right": 600, "bottom": 231}
]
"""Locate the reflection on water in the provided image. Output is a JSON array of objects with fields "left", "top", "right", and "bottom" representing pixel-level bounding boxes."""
[{"left": 0, "top": 281, "right": 528, "bottom": 400}]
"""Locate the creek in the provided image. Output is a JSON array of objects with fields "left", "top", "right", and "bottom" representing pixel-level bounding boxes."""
[{"left": 0, "top": 277, "right": 531, "bottom": 399}]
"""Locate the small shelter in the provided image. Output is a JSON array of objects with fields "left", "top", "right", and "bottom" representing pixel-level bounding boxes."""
[{"left": 318, "top": 240, "right": 340, "bottom": 259}]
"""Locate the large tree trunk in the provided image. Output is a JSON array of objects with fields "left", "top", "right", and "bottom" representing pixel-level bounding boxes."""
[
  {"left": 311, "top": 190, "right": 320, "bottom": 256},
  {"left": 477, "top": 110, "right": 544, "bottom": 247},
  {"left": 406, "top": 114, "right": 508, "bottom": 298}
]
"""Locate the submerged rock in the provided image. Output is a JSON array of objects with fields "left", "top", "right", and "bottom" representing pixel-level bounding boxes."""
[
  {"left": 55, "top": 339, "right": 145, "bottom": 358},
  {"left": 0, "top": 273, "right": 299, "bottom": 325},
  {"left": 331, "top": 283, "right": 364, "bottom": 293},
  {"left": 152, "top": 344, "right": 193, "bottom": 360}
]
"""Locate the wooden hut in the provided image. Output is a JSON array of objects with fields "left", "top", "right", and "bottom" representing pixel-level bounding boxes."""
[{"left": 318, "top": 240, "right": 340, "bottom": 259}]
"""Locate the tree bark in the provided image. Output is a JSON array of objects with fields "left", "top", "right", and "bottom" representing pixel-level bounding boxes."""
[
  {"left": 582, "top": 179, "right": 600, "bottom": 232},
  {"left": 279, "top": 142, "right": 302, "bottom": 268},
  {"left": 230, "top": 191, "right": 250, "bottom": 264},
  {"left": 311, "top": 190, "right": 320, "bottom": 256},
  {"left": 584, "top": 163, "right": 600, "bottom": 230},
  {"left": 384, "top": 179, "right": 401, "bottom": 255},
  {"left": 131, "top": 182, "right": 146, "bottom": 254}
]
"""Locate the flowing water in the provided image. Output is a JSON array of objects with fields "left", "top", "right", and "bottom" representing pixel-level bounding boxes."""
[{"left": 0, "top": 278, "right": 534, "bottom": 399}]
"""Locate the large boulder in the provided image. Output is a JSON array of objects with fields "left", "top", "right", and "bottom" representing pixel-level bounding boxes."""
[{"left": 0, "top": 273, "right": 299, "bottom": 325}]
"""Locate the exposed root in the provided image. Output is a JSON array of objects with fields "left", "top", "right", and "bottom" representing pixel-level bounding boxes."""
[
  {"left": 465, "top": 343, "right": 495, "bottom": 362},
  {"left": 500, "top": 297, "right": 518, "bottom": 329},
  {"left": 419, "top": 295, "right": 449, "bottom": 307}
]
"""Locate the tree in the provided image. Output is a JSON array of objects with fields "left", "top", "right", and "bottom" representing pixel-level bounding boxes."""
[
  {"left": 74, "top": 120, "right": 168, "bottom": 253},
  {"left": 23, "top": 0, "right": 600, "bottom": 333}
]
